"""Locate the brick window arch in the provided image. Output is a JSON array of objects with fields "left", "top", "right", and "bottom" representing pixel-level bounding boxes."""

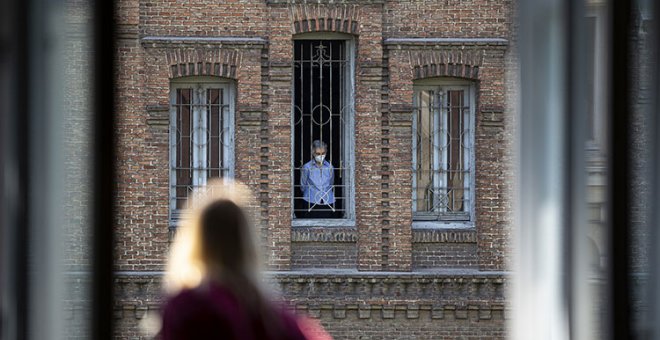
[
  {"left": 166, "top": 49, "right": 240, "bottom": 80},
  {"left": 410, "top": 50, "right": 483, "bottom": 81},
  {"left": 291, "top": 4, "right": 360, "bottom": 35}
]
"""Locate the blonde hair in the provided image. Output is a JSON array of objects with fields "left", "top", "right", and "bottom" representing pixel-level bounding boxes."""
[
  {"left": 164, "top": 179, "right": 261, "bottom": 295},
  {"left": 161, "top": 179, "right": 291, "bottom": 337}
]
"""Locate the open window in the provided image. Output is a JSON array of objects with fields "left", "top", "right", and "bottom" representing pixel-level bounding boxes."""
[{"left": 292, "top": 35, "right": 355, "bottom": 225}]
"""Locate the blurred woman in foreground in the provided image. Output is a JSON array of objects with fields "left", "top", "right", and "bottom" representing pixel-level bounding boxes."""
[{"left": 160, "top": 180, "right": 331, "bottom": 340}]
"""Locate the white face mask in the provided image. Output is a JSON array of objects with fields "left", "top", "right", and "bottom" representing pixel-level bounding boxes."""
[{"left": 314, "top": 154, "right": 325, "bottom": 163}]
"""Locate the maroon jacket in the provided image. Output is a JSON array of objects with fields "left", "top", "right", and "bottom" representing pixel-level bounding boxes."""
[{"left": 160, "top": 282, "right": 309, "bottom": 340}]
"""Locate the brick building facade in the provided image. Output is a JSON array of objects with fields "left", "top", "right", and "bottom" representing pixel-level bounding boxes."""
[{"left": 111, "top": 0, "right": 514, "bottom": 338}]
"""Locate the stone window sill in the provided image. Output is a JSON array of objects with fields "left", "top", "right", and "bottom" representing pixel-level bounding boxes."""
[
  {"left": 292, "top": 219, "right": 356, "bottom": 228},
  {"left": 412, "top": 221, "right": 474, "bottom": 229}
]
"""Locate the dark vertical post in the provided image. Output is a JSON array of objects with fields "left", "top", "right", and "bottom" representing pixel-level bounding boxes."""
[
  {"left": 17, "top": 0, "right": 29, "bottom": 336},
  {"left": 15, "top": 0, "right": 30, "bottom": 337},
  {"left": 91, "top": 0, "right": 116, "bottom": 339},
  {"left": 0, "top": 0, "right": 31, "bottom": 338},
  {"left": 644, "top": 0, "right": 660, "bottom": 338},
  {"left": 563, "top": 0, "right": 577, "bottom": 337},
  {"left": 608, "top": 0, "right": 632, "bottom": 339},
  {"left": 564, "top": 0, "right": 590, "bottom": 339}
]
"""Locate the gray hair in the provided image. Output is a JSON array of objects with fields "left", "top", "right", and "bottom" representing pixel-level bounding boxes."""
[{"left": 311, "top": 140, "right": 327, "bottom": 155}]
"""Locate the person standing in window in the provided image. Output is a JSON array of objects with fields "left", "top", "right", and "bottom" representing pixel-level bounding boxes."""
[{"left": 300, "top": 140, "right": 336, "bottom": 218}]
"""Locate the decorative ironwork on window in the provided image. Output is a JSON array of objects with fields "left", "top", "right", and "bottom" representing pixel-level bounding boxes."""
[
  {"left": 293, "top": 40, "right": 353, "bottom": 220},
  {"left": 170, "top": 82, "right": 233, "bottom": 219},
  {"left": 412, "top": 85, "right": 473, "bottom": 221}
]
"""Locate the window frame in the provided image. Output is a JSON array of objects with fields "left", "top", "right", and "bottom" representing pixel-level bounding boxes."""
[
  {"left": 168, "top": 76, "right": 236, "bottom": 227},
  {"left": 411, "top": 78, "right": 476, "bottom": 226},
  {"left": 290, "top": 33, "right": 356, "bottom": 227}
]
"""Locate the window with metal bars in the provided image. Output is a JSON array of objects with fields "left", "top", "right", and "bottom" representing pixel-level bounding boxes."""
[
  {"left": 292, "top": 38, "right": 355, "bottom": 222},
  {"left": 412, "top": 82, "right": 474, "bottom": 222},
  {"left": 169, "top": 78, "right": 234, "bottom": 224}
]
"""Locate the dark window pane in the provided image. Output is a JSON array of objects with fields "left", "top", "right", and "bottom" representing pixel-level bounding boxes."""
[{"left": 176, "top": 88, "right": 192, "bottom": 209}]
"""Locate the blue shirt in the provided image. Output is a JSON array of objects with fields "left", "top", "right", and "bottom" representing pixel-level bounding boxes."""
[{"left": 300, "top": 160, "right": 335, "bottom": 205}]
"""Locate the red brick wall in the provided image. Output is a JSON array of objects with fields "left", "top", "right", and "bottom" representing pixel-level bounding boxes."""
[
  {"left": 291, "top": 242, "right": 358, "bottom": 269},
  {"left": 265, "top": 4, "right": 294, "bottom": 270},
  {"left": 139, "top": 0, "right": 269, "bottom": 37},
  {"left": 383, "top": 0, "right": 512, "bottom": 39},
  {"left": 413, "top": 243, "right": 479, "bottom": 269},
  {"left": 108, "top": 273, "right": 508, "bottom": 339},
  {"left": 112, "top": 0, "right": 514, "bottom": 337},
  {"left": 475, "top": 48, "right": 510, "bottom": 271},
  {"left": 114, "top": 0, "right": 513, "bottom": 272}
]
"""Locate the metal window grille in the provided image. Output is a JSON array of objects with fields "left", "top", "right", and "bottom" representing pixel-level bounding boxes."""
[
  {"left": 293, "top": 40, "right": 353, "bottom": 220},
  {"left": 412, "top": 85, "right": 473, "bottom": 221},
  {"left": 170, "top": 82, "right": 233, "bottom": 222}
]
